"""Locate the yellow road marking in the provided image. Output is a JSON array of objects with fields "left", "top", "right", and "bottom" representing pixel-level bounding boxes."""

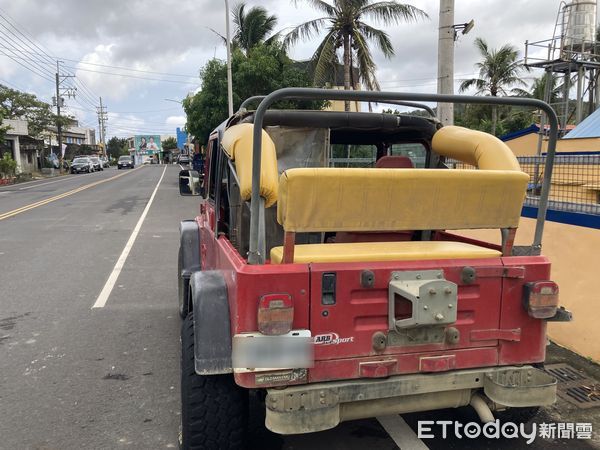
[{"left": 0, "top": 167, "right": 143, "bottom": 221}]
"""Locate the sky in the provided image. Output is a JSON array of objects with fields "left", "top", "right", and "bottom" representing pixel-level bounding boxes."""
[{"left": 0, "top": 0, "right": 584, "bottom": 139}]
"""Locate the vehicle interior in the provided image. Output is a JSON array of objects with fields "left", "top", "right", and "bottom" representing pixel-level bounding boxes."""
[{"left": 204, "top": 110, "right": 529, "bottom": 264}]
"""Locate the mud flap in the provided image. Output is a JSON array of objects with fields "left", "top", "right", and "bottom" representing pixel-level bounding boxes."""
[{"left": 189, "top": 271, "right": 232, "bottom": 374}]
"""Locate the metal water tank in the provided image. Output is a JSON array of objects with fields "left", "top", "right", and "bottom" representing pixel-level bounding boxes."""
[{"left": 563, "top": 0, "right": 597, "bottom": 49}]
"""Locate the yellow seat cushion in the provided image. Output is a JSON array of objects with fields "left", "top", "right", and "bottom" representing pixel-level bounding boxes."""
[{"left": 270, "top": 241, "right": 501, "bottom": 264}]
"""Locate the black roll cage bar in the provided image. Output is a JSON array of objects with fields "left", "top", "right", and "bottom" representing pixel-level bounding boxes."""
[
  {"left": 239, "top": 95, "right": 437, "bottom": 117},
  {"left": 244, "top": 88, "right": 558, "bottom": 265}
]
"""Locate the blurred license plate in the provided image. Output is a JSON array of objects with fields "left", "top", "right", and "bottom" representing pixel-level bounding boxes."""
[{"left": 232, "top": 330, "right": 313, "bottom": 372}]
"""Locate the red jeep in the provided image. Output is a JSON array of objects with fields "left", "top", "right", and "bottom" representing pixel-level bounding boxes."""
[{"left": 177, "top": 88, "right": 570, "bottom": 449}]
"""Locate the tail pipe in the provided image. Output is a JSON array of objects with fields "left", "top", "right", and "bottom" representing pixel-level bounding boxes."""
[{"left": 470, "top": 393, "right": 495, "bottom": 423}]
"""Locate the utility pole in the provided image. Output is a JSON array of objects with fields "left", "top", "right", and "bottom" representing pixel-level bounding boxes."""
[
  {"left": 54, "top": 61, "right": 76, "bottom": 173},
  {"left": 437, "top": 0, "right": 454, "bottom": 125},
  {"left": 224, "top": 0, "right": 234, "bottom": 116},
  {"left": 55, "top": 68, "right": 63, "bottom": 172},
  {"left": 97, "top": 97, "right": 108, "bottom": 157}
]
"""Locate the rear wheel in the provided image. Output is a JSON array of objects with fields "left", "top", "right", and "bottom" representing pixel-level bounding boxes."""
[{"left": 181, "top": 313, "right": 248, "bottom": 450}]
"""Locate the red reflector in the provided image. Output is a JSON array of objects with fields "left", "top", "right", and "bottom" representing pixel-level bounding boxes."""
[
  {"left": 258, "top": 294, "right": 293, "bottom": 335},
  {"left": 524, "top": 281, "right": 559, "bottom": 319}
]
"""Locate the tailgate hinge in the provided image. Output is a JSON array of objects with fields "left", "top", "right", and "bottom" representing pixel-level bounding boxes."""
[
  {"left": 464, "top": 266, "right": 525, "bottom": 280},
  {"left": 471, "top": 328, "right": 522, "bottom": 342}
]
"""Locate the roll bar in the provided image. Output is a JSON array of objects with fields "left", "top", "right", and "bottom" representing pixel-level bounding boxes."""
[
  {"left": 239, "top": 95, "right": 436, "bottom": 117},
  {"left": 247, "top": 88, "right": 558, "bottom": 265}
]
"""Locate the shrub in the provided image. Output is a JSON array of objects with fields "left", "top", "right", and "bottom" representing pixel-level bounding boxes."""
[{"left": 0, "top": 153, "right": 17, "bottom": 178}]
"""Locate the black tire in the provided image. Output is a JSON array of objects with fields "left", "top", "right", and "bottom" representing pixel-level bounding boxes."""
[
  {"left": 177, "top": 247, "right": 188, "bottom": 318},
  {"left": 181, "top": 314, "right": 248, "bottom": 450}
]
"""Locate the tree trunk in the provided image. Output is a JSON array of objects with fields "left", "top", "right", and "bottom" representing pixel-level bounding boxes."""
[
  {"left": 491, "top": 105, "right": 498, "bottom": 136},
  {"left": 343, "top": 32, "right": 351, "bottom": 112}
]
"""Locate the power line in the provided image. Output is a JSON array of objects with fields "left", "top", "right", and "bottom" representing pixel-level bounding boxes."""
[
  {"left": 110, "top": 107, "right": 183, "bottom": 114},
  {"left": 1, "top": 48, "right": 199, "bottom": 84},
  {"left": 0, "top": 8, "right": 104, "bottom": 110},
  {"left": 0, "top": 49, "right": 54, "bottom": 83},
  {"left": 62, "top": 65, "right": 200, "bottom": 84},
  {"left": 0, "top": 27, "right": 55, "bottom": 77},
  {"left": 0, "top": 7, "right": 59, "bottom": 66},
  {"left": 0, "top": 43, "right": 198, "bottom": 79}
]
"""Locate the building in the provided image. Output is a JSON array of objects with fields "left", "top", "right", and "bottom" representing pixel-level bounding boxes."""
[
  {"left": 500, "top": 124, "right": 577, "bottom": 156},
  {"left": 46, "top": 125, "right": 96, "bottom": 148},
  {"left": 0, "top": 118, "right": 43, "bottom": 173}
]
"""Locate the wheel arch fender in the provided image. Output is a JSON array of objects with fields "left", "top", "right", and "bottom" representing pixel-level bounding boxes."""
[
  {"left": 179, "top": 220, "right": 201, "bottom": 316},
  {"left": 189, "top": 270, "right": 233, "bottom": 375},
  {"left": 179, "top": 219, "right": 201, "bottom": 277}
]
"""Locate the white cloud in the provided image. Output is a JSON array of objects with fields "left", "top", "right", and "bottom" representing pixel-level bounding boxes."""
[{"left": 166, "top": 115, "right": 186, "bottom": 126}]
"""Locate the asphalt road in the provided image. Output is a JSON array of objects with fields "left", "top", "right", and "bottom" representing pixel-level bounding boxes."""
[{"left": 0, "top": 165, "right": 599, "bottom": 450}]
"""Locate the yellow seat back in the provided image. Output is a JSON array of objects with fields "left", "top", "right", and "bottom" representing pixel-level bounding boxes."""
[
  {"left": 221, "top": 123, "right": 279, "bottom": 207},
  {"left": 277, "top": 168, "right": 529, "bottom": 232}
]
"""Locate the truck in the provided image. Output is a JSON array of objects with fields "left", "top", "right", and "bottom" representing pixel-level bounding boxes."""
[{"left": 177, "top": 88, "right": 571, "bottom": 449}]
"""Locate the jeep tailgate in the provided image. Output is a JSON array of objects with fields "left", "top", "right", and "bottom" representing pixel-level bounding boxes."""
[{"left": 308, "top": 258, "right": 507, "bottom": 381}]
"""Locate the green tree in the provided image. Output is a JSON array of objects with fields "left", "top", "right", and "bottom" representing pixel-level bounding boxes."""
[
  {"left": 459, "top": 38, "right": 527, "bottom": 136},
  {"left": 0, "top": 110, "right": 9, "bottom": 143},
  {"left": 162, "top": 136, "right": 178, "bottom": 150},
  {"left": 106, "top": 136, "right": 129, "bottom": 159},
  {"left": 183, "top": 43, "right": 323, "bottom": 143},
  {"left": 0, "top": 84, "right": 70, "bottom": 140},
  {"left": 284, "top": 0, "right": 427, "bottom": 110}
]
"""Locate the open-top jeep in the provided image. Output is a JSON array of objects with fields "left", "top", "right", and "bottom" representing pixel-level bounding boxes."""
[{"left": 178, "top": 88, "right": 571, "bottom": 449}]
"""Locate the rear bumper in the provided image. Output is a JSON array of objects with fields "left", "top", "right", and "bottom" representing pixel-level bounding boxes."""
[{"left": 265, "top": 365, "right": 556, "bottom": 434}]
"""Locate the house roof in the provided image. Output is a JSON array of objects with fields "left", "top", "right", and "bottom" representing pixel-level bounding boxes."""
[
  {"left": 500, "top": 124, "right": 538, "bottom": 141},
  {"left": 500, "top": 123, "right": 577, "bottom": 142},
  {"left": 563, "top": 107, "right": 600, "bottom": 139}
]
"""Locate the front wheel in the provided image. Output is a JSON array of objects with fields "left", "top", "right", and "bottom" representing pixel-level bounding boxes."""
[{"left": 181, "top": 314, "right": 248, "bottom": 449}]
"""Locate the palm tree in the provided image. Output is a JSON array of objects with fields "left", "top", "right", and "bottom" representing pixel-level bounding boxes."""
[
  {"left": 211, "top": 2, "right": 278, "bottom": 54},
  {"left": 284, "top": 0, "right": 428, "bottom": 111},
  {"left": 459, "top": 37, "right": 527, "bottom": 136},
  {"left": 232, "top": 2, "right": 278, "bottom": 53}
]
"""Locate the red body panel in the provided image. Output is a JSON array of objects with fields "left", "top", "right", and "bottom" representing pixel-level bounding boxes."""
[{"left": 199, "top": 203, "right": 552, "bottom": 389}]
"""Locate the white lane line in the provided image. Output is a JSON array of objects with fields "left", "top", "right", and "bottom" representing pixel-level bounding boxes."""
[
  {"left": 92, "top": 166, "right": 167, "bottom": 309},
  {"left": 377, "top": 415, "right": 429, "bottom": 450},
  {"left": 178, "top": 164, "right": 184, "bottom": 170}
]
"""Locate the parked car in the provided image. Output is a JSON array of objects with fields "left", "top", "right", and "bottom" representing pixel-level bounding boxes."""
[
  {"left": 178, "top": 153, "right": 190, "bottom": 165},
  {"left": 89, "top": 156, "right": 103, "bottom": 171},
  {"left": 117, "top": 155, "right": 134, "bottom": 169},
  {"left": 100, "top": 156, "right": 110, "bottom": 168},
  {"left": 70, "top": 157, "right": 94, "bottom": 174}
]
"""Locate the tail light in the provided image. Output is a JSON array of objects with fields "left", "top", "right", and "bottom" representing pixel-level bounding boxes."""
[
  {"left": 523, "top": 281, "right": 559, "bottom": 319},
  {"left": 258, "top": 294, "right": 293, "bottom": 335}
]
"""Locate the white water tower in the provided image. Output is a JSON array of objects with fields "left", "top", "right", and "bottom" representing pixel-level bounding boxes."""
[{"left": 563, "top": 0, "right": 597, "bottom": 50}]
